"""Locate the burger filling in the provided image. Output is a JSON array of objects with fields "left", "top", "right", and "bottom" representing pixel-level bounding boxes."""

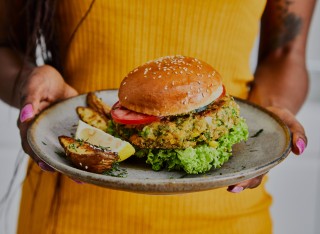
[{"left": 110, "top": 95, "right": 248, "bottom": 174}]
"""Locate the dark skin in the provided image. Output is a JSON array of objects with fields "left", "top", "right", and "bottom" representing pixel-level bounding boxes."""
[
  {"left": 0, "top": 0, "right": 315, "bottom": 191},
  {"left": 228, "top": 0, "right": 315, "bottom": 192}
]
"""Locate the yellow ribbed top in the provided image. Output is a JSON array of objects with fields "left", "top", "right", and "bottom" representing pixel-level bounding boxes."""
[
  {"left": 56, "top": 0, "right": 263, "bottom": 98},
  {"left": 18, "top": 1, "right": 272, "bottom": 234}
]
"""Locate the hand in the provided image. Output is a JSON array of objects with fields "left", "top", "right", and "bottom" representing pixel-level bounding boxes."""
[
  {"left": 17, "top": 65, "right": 78, "bottom": 171},
  {"left": 227, "top": 105, "right": 307, "bottom": 193}
]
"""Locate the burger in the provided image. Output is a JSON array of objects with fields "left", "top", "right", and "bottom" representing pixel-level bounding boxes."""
[{"left": 110, "top": 55, "right": 248, "bottom": 174}]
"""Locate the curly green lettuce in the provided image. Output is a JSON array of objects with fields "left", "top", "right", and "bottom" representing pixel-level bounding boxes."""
[{"left": 136, "top": 118, "right": 248, "bottom": 174}]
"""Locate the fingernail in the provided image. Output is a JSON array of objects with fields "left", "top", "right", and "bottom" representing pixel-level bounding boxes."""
[
  {"left": 38, "top": 161, "right": 55, "bottom": 172},
  {"left": 228, "top": 186, "right": 244, "bottom": 193},
  {"left": 296, "top": 138, "right": 306, "bottom": 155},
  {"left": 20, "top": 104, "right": 34, "bottom": 122}
]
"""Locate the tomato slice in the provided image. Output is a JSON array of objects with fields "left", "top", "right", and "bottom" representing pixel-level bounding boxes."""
[{"left": 111, "top": 101, "right": 161, "bottom": 125}]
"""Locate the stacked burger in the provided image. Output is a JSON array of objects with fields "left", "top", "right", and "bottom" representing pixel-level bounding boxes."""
[{"left": 110, "top": 55, "right": 248, "bottom": 174}]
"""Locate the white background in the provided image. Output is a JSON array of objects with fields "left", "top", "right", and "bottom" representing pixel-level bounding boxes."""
[{"left": 0, "top": 3, "right": 320, "bottom": 234}]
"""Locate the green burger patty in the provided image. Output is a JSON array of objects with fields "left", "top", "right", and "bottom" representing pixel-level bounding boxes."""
[
  {"left": 114, "top": 95, "right": 242, "bottom": 149},
  {"left": 137, "top": 119, "right": 248, "bottom": 174},
  {"left": 111, "top": 95, "right": 248, "bottom": 174}
]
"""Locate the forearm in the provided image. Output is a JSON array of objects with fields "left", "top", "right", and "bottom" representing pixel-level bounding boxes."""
[
  {"left": 0, "top": 47, "right": 35, "bottom": 108},
  {"left": 250, "top": 0, "right": 315, "bottom": 115},
  {"left": 252, "top": 52, "right": 308, "bottom": 114}
]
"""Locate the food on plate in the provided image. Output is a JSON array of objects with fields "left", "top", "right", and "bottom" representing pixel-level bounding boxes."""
[
  {"left": 59, "top": 93, "right": 134, "bottom": 174},
  {"left": 86, "top": 91, "right": 111, "bottom": 117},
  {"left": 58, "top": 135, "right": 119, "bottom": 173},
  {"left": 75, "top": 120, "right": 135, "bottom": 162},
  {"left": 76, "top": 106, "right": 109, "bottom": 132},
  {"left": 110, "top": 55, "right": 249, "bottom": 174}
]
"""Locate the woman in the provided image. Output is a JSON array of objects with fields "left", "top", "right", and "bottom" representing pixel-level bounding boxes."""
[{"left": 0, "top": 0, "right": 313, "bottom": 233}]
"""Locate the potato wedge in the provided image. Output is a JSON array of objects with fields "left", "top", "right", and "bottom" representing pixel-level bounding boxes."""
[
  {"left": 58, "top": 136, "right": 119, "bottom": 173},
  {"left": 86, "top": 92, "right": 111, "bottom": 117},
  {"left": 76, "top": 106, "right": 108, "bottom": 132}
]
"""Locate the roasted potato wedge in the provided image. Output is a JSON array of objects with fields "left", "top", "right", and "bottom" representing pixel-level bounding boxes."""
[
  {"left": 76, "top": 106, "right": 109, "bottom": 132},
  {"left": 58, "top": 136, "right": 119, "bottom": 173},
  {"left": 86, "top": 92, "right": 111, "bottom": 117}
]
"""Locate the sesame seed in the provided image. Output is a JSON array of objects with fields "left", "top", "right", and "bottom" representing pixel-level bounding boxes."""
[
  {"left": 79, "top": 162, "right": 82, "bottom": 166},
  {"left": 122, "top": 82, "right": 126, "bottom": 85},
  {"left": 164, "top": 85, "right": 168, "bottom": 90},
  {"left": 125, "top": 96, "right": 127, "bottom": 100},
  {"left": 172, "top": 81, "right": 175, "bottom": 85},
  {"left": 197, "top": 81, "right": 201, "bottom": 84},
  {"left": 180, "top": 71, "right": 183, "bottom": 74},
  {"left": 85, "top": 165, "right": 88, "bottom": 169},
  {"left": 158, "top": 75, "right": 162, "bottom": 78},
  {"left": 202, "top": 93, "right": 205, "bottom": 97}
]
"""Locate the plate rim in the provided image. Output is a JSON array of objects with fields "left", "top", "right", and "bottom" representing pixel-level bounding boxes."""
[{"left": 27, "top": 90, "right": 292, "bottom": 193}]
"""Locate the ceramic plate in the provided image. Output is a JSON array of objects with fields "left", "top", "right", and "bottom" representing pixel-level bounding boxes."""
[{"left": 28, "top": 90, "right": 291, "bottom": 194}]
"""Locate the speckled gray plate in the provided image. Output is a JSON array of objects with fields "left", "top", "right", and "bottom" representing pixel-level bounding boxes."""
[{"left": 28, "top": 90, "right": 291, "bottom": 194}]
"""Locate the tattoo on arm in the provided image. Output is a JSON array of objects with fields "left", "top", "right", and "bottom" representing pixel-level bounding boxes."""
[{"left": 259, "top": 0, "right": 303, "bottom": 61}]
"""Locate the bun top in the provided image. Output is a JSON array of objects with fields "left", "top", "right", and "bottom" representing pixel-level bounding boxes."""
[{"left": 118, "top": 55, "right": 223, "bottom": 116}]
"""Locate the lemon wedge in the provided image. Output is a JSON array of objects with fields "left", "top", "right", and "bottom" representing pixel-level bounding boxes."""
[{"left": 75, "top": 120, "right": 135, "bottom": 161}]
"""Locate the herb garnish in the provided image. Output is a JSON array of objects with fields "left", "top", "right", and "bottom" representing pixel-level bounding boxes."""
[
  {"left": 250, "top": 129, "right": 264, "bottom": 138},
  {"left": 103, "top": 162, "right": 128, "bottom": 178},
  {"left": 68, "top": 143, "right": 78, "bottom": 152}
]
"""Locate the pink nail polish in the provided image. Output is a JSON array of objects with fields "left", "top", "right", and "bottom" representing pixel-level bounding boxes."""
[
  {"left": 20, "top": 104, "right": 34, "bottom": 122},
  {"left": 229, "top": 186, "right": 244, "bottom": 193},
  {"left": 38, "top": 161, "right": 55, "bottom": 172},
  {"left": 296, "top": 138, "right": 306, "bottom": 155}
]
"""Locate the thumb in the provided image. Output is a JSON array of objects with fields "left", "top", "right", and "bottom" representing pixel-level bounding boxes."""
[
  {"left": 18, "top": 100, "right": 55, "bottom": 172},
  {"left": 19, "top": 92, "right": 43, "bottom": 123},
  {"left": 267, "top": 106, "right": 307, "bottom": 155}
]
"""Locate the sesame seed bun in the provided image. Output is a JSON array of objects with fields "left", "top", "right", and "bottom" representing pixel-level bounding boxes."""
[{"left": 118, "top": 55, "right": 223, "bottom": 116}]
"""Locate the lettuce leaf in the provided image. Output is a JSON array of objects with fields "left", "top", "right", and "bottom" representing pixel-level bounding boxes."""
[{"left": 137, "top": 118, "right": 248, "bottom": 174}]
